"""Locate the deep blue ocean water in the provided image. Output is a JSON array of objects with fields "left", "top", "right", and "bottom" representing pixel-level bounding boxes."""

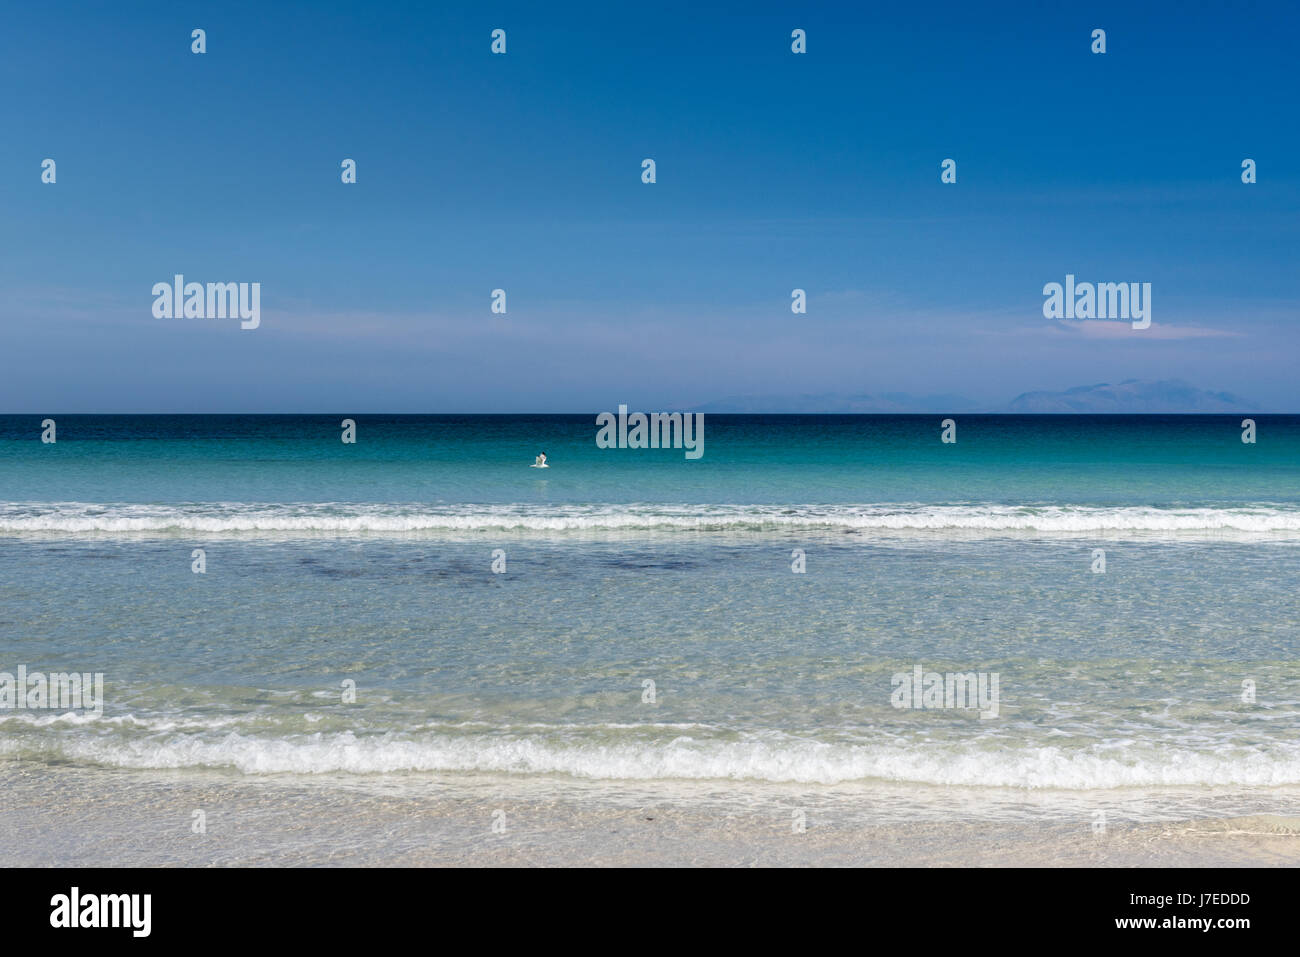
[{"left": 3, "top": 414, "right": 1298, "bottom": 508}]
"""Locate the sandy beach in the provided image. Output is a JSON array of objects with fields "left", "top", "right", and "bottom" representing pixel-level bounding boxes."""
[{"left": 4, "top": 761, "right": 1296, "bottom": 867}]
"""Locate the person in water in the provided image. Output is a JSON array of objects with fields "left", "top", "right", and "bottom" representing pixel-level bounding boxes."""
[{"left": 534, "top": 452, "right": 547, "bottom": 467}]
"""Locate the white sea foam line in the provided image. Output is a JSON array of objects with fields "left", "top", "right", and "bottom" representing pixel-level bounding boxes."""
[
  {"left": 3, "top": 502, "right": 1300, "bottom": 536},
  {"left": 8, "top": 731, "right": 1300, "bottom": 788}
]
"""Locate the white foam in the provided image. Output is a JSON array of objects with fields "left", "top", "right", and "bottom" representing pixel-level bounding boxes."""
[
  {"left": 13, "top": 729, "right": 1300, "bottom": 789},
  {"left": 3, "top": 502, "right": 1300, "bottom": 538}
]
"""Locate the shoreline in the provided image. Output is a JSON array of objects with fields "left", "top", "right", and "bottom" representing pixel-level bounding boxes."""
[{"left": 4, "top": 763, "right": 1297, "bottom": 867}]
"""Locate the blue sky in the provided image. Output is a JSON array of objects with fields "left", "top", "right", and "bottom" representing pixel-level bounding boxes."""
[{"left": 1, "top": 0, "right": 1297, "bottom": 411}]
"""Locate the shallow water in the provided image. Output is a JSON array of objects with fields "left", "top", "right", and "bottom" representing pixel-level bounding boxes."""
[{"left": 1, "top": 415, "right": 1297, "bottom": 826}]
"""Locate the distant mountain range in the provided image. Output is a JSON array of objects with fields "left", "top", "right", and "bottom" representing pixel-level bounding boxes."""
[
  {"left": 1004, "top": 380, "right": 1260, "bottom": 413},
  {"left": 690, "top": 380, "right": 1263, "bottom": 413}
]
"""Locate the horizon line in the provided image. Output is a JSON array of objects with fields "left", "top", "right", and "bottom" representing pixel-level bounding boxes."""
[{"left": 0, "top": 411, "right": 1286, "bottom": 417}]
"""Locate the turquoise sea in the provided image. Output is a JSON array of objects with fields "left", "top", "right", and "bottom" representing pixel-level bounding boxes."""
[{"left": 2, "top": 414, "right": 1298, "bottom": 822}]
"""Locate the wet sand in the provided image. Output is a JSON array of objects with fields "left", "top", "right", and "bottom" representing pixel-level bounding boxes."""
[{"left": 3, "top": 762, "right": 1297, "bottom": 867}]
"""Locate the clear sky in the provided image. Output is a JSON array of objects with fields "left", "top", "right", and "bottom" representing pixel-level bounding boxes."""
[{"left": 1, "top": 1, "right": 1296, "bottom": 412}]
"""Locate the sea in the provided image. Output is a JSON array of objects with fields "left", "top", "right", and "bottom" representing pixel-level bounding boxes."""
[{"left": 2, "top": 414, "right": 1298, "bottom": 835}]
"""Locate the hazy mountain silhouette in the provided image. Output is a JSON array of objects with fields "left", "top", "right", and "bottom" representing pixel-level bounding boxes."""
[
  {"left": 689, "top": 380, "right": 1262, "bottom": 413},
  {"left": 1003, "top": 379, "right": 1261, "bottom": 413}
]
